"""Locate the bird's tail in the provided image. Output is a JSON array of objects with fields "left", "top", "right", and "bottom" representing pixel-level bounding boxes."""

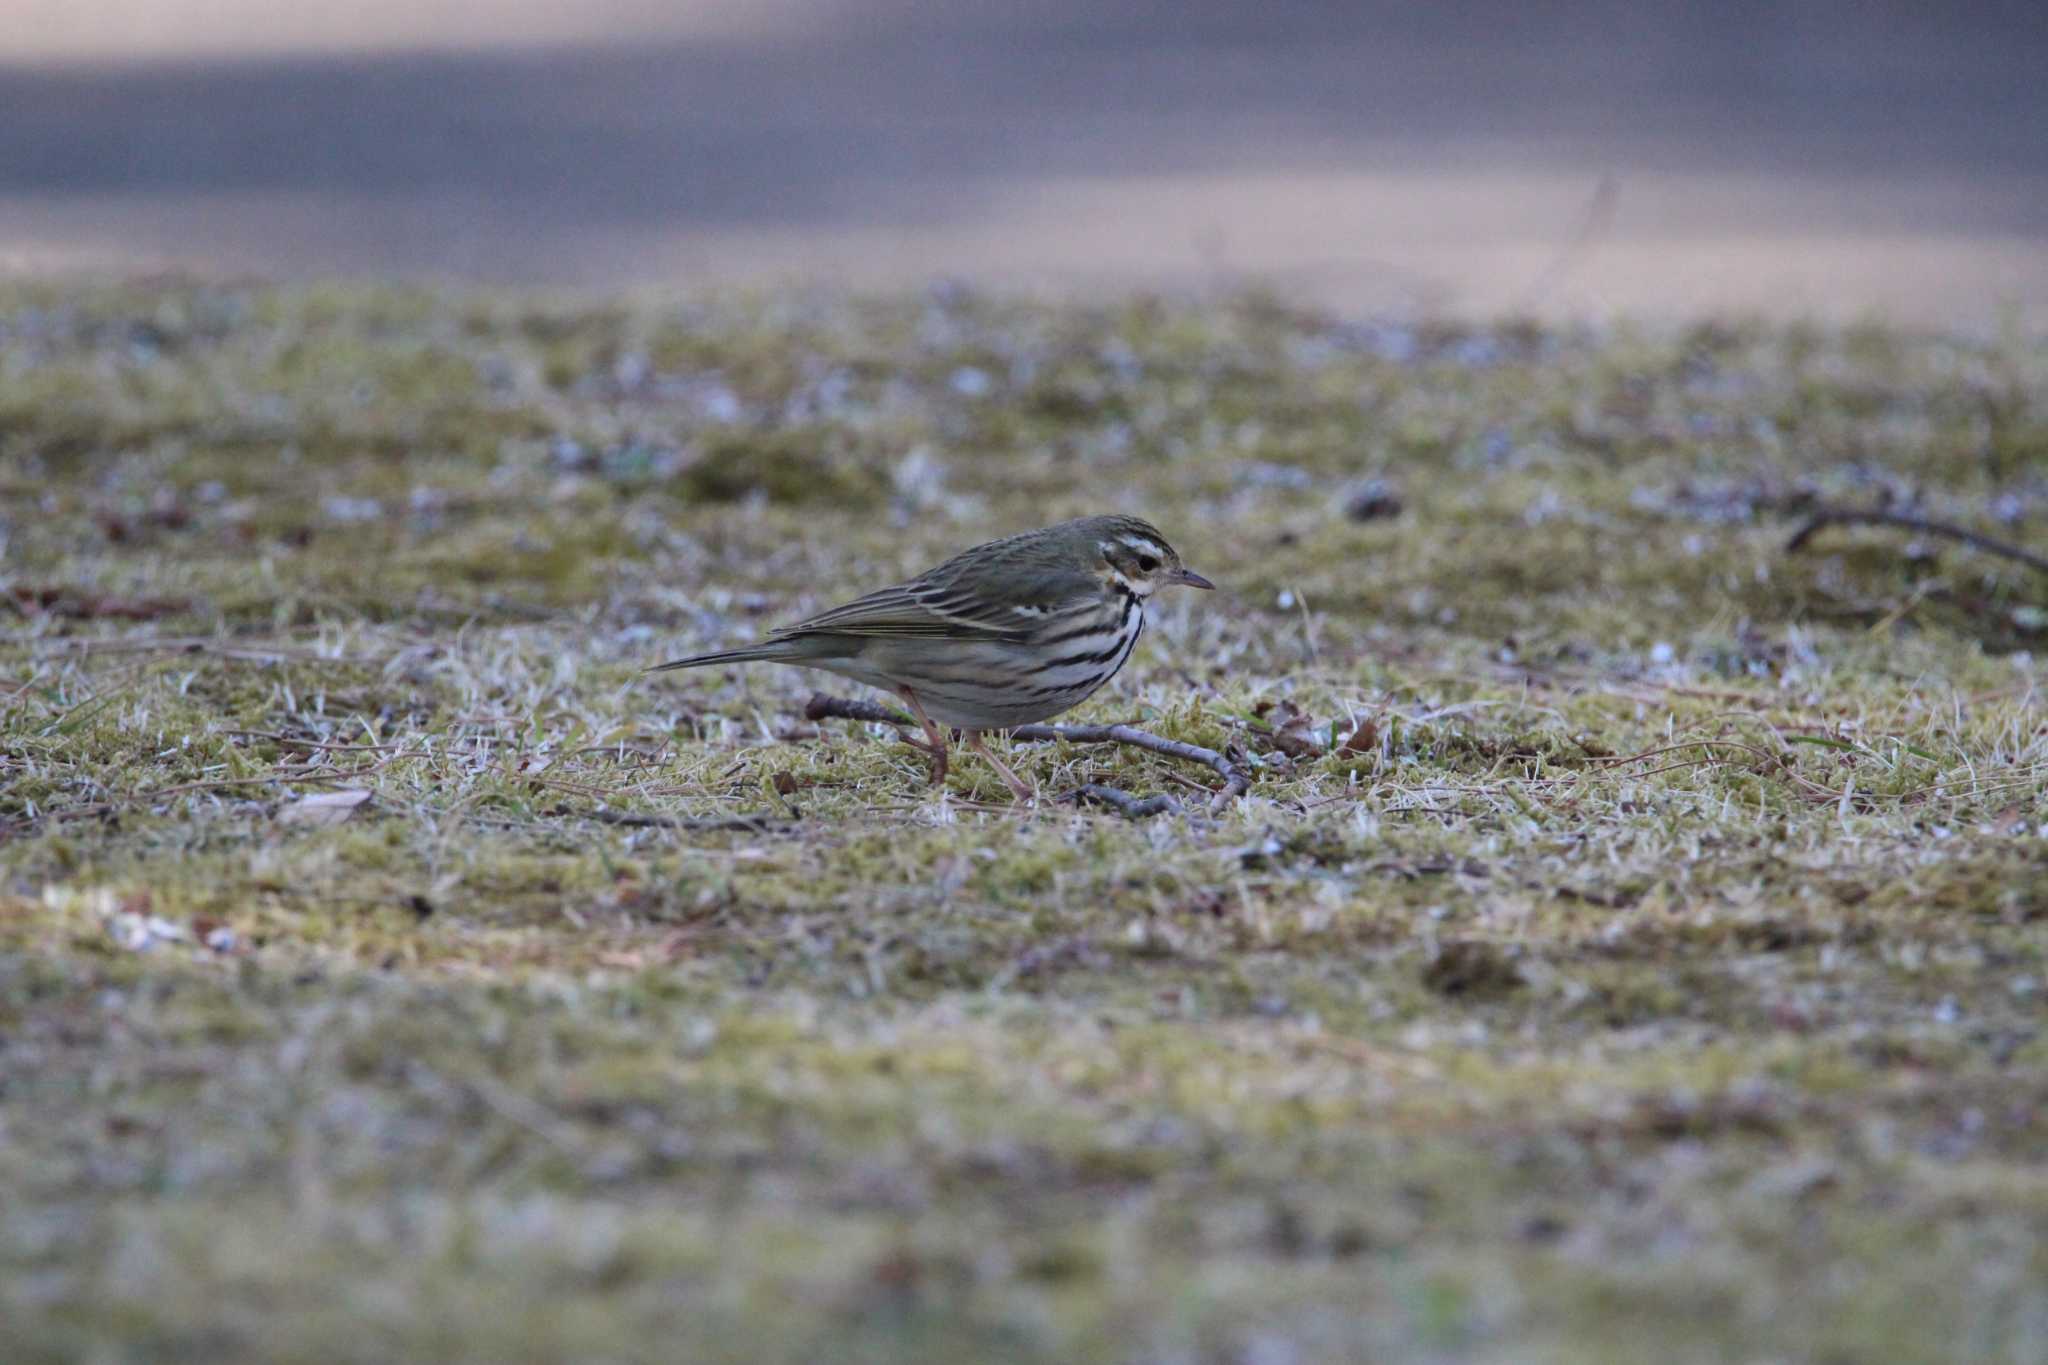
[{"left": 644, "top": 641, "right": 805, "bottom": 674}]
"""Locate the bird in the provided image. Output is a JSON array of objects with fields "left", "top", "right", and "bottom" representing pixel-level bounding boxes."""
[{"left": 648, "top": 515, "right": 1214, "bottom": 800}]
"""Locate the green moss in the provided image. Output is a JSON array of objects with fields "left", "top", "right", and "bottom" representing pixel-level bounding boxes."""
[{"left": 675, "top": 429, "right": 891, "bottom": 507}]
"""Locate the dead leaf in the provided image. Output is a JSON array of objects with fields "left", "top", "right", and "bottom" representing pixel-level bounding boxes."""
[
  {"left": 1265, "top": 700, "right": 1323, "bottom": 759},
  {"left": 278, "top": 789, "right": 372, "bottom": 827},
  {"left": 1337, "top": 716, "right": 1379, "bottom": 756}
]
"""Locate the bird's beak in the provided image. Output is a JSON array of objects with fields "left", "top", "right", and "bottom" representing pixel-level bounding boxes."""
[{"left": 1171, "top": 568, "right": 1216, "bottom": 590}]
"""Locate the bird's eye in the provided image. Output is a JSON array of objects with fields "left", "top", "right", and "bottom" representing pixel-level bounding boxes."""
[{"left": 1135, "top": 553, "right": 1161, "bottom": 573}]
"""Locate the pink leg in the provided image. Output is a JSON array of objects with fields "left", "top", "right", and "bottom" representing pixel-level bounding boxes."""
[
  {"left": 966, "top": 732, "right": 1035, "bottom": 803},
  {"left": 894, "top": 688, "right": 950, "bottom": 787}
]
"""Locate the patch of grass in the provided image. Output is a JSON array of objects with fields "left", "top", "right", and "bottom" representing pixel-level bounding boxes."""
[
  {"left": 2, "top": 278, "right": 2046, "bottom": 1363},
  {"left": 675, "top": 429, "right": 892, "bottom": 507}
]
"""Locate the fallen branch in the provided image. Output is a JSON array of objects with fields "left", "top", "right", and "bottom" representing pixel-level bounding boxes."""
[
  {"left": 805, "top": 694, "right": 911, "bottom": 726},
  {"left": 1786, "top": 505, "right": 2048, "bottom": 576},
  {"left": 805, "top": 692, "right": 1252, "bottom": 810},
  {"left": 1068, "top": 784, "right": 1183, "bottom": 819},
  {"left": 562, "top": 807, "right": 792, "bottom": 833},
  {"left": 1012, "top": 722, "right": 1251, "bottom": 809}
]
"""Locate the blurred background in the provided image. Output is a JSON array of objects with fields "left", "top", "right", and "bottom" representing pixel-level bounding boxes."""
[{"left": 1, "top": 0, "right": 2044, "bottom": 324}]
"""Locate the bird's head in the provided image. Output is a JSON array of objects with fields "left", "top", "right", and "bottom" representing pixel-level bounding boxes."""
[{"left": 1077, "top": 515, "right": 1215, "bottom": 599}]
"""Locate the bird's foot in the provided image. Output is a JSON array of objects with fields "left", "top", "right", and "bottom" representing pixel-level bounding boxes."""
[
  {"left": 967, "top": 732, "right": 1036, "bottom": 804},
  {"left": 894, "top": 688, "right": 951, "bottom": 788},
  {"left": 893, "top": 733, "right": 948, "bottom": 785}
]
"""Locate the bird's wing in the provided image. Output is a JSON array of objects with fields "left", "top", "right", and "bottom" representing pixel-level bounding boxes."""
[{"left": 771, "top": 563, "right": 1099, "bottom": 643}]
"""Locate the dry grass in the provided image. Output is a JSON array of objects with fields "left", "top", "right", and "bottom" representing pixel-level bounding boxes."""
[{"left": 3, "top": 278, "right": 2046, "bottom": 1363}]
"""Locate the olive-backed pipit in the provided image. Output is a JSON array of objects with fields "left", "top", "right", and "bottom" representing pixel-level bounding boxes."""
[{"left": 649, "top": 515, "right": 1214, "bottom": 799}]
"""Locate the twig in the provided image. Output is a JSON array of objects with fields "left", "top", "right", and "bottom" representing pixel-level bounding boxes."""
[
  {"left": 1786, "top": 505, "right": 2048, "bottom": 576},
  {"left": 804, "top": 692, "right": 1252, "bottom": 810},
  {"left": 1068, "top": 784, "right": 1183, "bottom": 819},
  {"left": 560, "top": 807, "right": 792, "bottom": 833},
  {"left": 805, "top": 694, "right": 912, "bottom": 726},
  {"left": 1011, "top": 722, "right": 1252, "bottom": 810}
]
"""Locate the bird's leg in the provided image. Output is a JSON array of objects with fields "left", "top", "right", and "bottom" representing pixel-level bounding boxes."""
[
  {"left": 893, "top": 688, "right": 949, "bottom": 787},
  {"left": 966, "top": 731, "right": 1036, "bottom": 803}
]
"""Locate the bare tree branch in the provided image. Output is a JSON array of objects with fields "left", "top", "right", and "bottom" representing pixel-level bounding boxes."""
[
  {"left": 805, "top": 694, "right": 912, "bottom": 726},
  {"left": 1068, "top": 784, "right": 1183, "bottom": 818},
  {"left": 1786, "top": 505, "right": 2048, "bottom": 576},
  {"left": 1010, "top": 722, "right": 1251, "bottom": 809}
]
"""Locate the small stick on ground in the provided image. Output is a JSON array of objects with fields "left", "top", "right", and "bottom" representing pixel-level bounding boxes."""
[
  {"left": 805, "top": 694, "right": 913, "bottom": 726},
  {"left": 805, "top": 693, "right": 1251, "bottom": 810},
  {"left": 1069, "top": 784, "right": 1183, "bottom": 819},
  {"left": 1011, "top": 722, "right": 1251, "bottom": 810},
  {"left": 566, "top": 808, "right": 793, "bottom": 833},
  {"left": 1786, "top": 505, "right": 2048, "bottom": 576}
]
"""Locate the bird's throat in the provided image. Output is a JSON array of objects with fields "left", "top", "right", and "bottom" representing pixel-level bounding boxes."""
[{"left": 1101, "top": 567, "right": 1151, "bottom": 599}]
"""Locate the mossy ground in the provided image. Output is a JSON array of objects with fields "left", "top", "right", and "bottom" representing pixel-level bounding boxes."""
[{"left": 3, "top": 279, "right": 2046, "bottom": 1363}]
